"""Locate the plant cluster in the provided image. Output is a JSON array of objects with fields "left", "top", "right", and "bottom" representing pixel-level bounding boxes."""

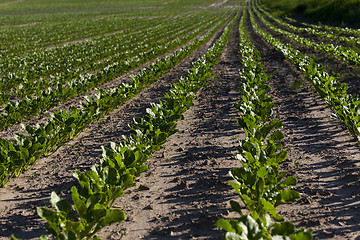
[
  {"left": 260, "top": 0, "right": 360, "bottom": 26},
  {"left": 216, "top": 9, "right": 312, "bottom": 240},
  {"left": 253, "top": 2, "right": 360, "bottom": 67},
  {"left": 11, "top": 12, "right": 239, "bottom": 240},
  {"left": 0, "top": 14, "right": 233, "bottom": 187},
  {"left": 250, "top": 3, "right": 360, "bottom": 145},
  {"left": 0, "top": 10, "right": 221, "bottom": 100},
  {"left": 284, "top": 16, "right": 360, "bottom": 38},
  {"left": 256, "top": 2, "right": 360, "bottom": 47},
  {"left": 0, "top": 12, "right": 226, "bottom": 129}
]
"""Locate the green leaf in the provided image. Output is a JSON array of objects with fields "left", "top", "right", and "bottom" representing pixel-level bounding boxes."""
[
  {"left": 50, "top": 192, "right": 76, "bottom": 220},
  {"left": 230, "top": 200, "right": 242, "bottom": 215},
  {"left": 98, "top": 209, "right": 125, "bottom": 227},
  {"left": 260, "top": 119, "right": 282, "bottom": 139},
  {"left": 278, "top": 176, "right": 297, "bottom": 190},
  {"left": 86, "top": 193, "right": 102, "bottom": 209},
  {"left": 57, "top": 230, "right": 77, "bottom": 240},
  {"left": 256, "top": 167, "right": 267, "bottom": 178},
  {"left": 255, "top": 177, "right": 265, "bottom": 197},
  {"left": 37, "top": 207, "right": 59, "bottom": 224},
  {"left": 275, "top": 150, "right": 288, "bottom": 162},
  {"left": 260, "top": 199, "right": 277, "bottom": 216},
  {"left": 272, "top": 222, "right": 296, "bottom": 236},
  {"left": 71, "top": 186, "right": 86, "bottom": 217},
  {"left": 123, "top": 149, "right": 135, "bottom": 166},
  {"left": 292, "top": 230, "right": 313, "bottom": 239},
  {"left": 103, "top": 166, "right": 119, "bottom": 185},
  {"left": 23, "top": 124, "right": 35, "bottom": 135},
  {"left": 224, "top": 232, "right": 243, "bottom": 240},
  {"left": 269, "top": 131, "right": 284, "bottom": 143},
  {"left": 276, "top": 190, "right": 300, "bottom": 206},
  {"left": 11, "top": 235, "right": 23, "bottom": 240},
  {"left": 215, "top": 219, "right": 235, "bottom": 233},
  {"left": 65, "top": 117, "right": 75, "bottom": 126},
  {"left": 37, "top": 207, "right": 61, "bottom": 236},
  {"left": 85, "top": 208, "right": 106, "bottom": 223},
  {"left": 91, "top": 237, "right": 102, "bottom": 240},
  {"left": 64, "top": 220, "right": 84, "bottom": 232}
]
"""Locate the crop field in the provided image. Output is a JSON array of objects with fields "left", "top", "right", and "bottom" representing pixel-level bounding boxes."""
[{"left": 0, "top": 0, "right": 359, "bottom": 239}]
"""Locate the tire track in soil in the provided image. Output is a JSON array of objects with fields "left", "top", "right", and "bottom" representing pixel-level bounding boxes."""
[
  {"left": 0, "top": 17, "right": 235, "bottom": 240},
  {"left": 246, "top": 9, "right": 360, "bottom": 240},
  {"left": 96, "top": 15, "right": 244, "bottom": 240}
]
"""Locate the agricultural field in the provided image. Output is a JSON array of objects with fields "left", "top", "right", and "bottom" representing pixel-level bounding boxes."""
[{"left": 0, "top": 0, "right": 359, "bottom": 239}]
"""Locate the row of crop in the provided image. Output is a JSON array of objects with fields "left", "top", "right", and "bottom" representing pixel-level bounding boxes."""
[
  {"left": 11, "top": 10, "right": 240, "bottom": 240},
  {"left": 0, "top": 9, "right": 223, "bottom": 99},
  {"left": 255, "top": 0, "right": 360, "bottom": 37},
  {"left": 282, "top": 13, "right": 360, "bottom": 37},
  {"left": 255, "top": 1, "right": 360, "bottom": 48},
  {"left": 0, "top": 13, "right": 230, "bottom": 131},
  {"left": 0, "top": 11, "right": 166, "bottom": 55},
  {"left": 0, "top": 5, "right": 223, "bottom": 55},
  {"left": 0, "top": 10, "right": 236, "bottom": 187},
  {"left": 216, "top": 8, "right": 312, "bottom": 239},
  {"left": 252, "top": 3, "right": 360, "bottom": 67},
  {"left": 249, "top": 4, "right": 360, "bottom": 145}
]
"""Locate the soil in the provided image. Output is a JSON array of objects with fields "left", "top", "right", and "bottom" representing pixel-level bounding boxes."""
[
  {"left": 0, "top": 6, "right": 360, "bottom": 240},
  {"left": 252, "top": 8, "right": 360, "bottom": 97},
  {"left": 97, "top": 15, "right": 243, "bottom": 240},
  {"left": 0, "top": 20, "right": 224, "bottom": 141},
  {"left": 0, "top": 15, "right": 236, "bottom": 240},
  {"left": 246, "top": 9, "right": 360, "bottom": 240}
]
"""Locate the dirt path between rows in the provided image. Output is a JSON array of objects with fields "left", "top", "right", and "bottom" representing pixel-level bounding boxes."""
[
  {"left": 0, "top": 0, "right": 22, "bottom": 7},
  {"left": 246, "top": 9, "right": 360, "bottom": 240},
  {"left": 97, "top": 16, "right": 243, "bottom": 240},
  {"left": 0, "top": 16, "right": 233, "bottom": 240},
  {"left": 2, "top": 6, "right": 359, "bottom": 240},
  {"left": 0, "top": 18, "right": 225, "bottom": 141},
  {"left": 45, "top": 29, "right": 126, "bottom": 49},
  {"left": 1, "top": 22, "right": 39, "bottom": 28},
  {"left": 252, "top": 8, "right": 360, "bottom": 97},
  {"left": 208, "top": 0, "right": 228, "bottom": 8}
]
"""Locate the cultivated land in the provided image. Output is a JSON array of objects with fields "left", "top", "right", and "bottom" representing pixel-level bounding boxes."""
[{"left": 0, "top": 0, "right": 359, "bottom": 239}]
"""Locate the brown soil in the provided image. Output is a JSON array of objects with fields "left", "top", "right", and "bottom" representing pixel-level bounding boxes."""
[
  {"left": 0, "top": 16, "right": 235, "bottom": 240},
  {"left": 97, "top": 16, "right": 243, "bottom": 240},
  {"left": 1, "top": 7, "right": 360, "bottom": 240},
  {"left": 0, "top": 22, "right": 223, "bottom": 142},
  {"left": 252, "top": 8, "right": 360, "bottom": 97},
  {"left": 259, "top": 9, "right": 353, "bottom": 48},
  {"left": 246, "top": 9, "right": 360, "bottom": 240}
]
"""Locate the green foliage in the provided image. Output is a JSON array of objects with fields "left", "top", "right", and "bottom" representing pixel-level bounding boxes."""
[
  {"left": 216, "top": 214, "right": 312, "bottom": 240},
  {"left": 12, "top": 11, "right": 239, "bottom": 240},
  {"left": 217, "top": 8, "right": 312, "bottom": 240},
  {"left": 0, "top": 13, "right": 232, "bottom": 187},
  {"left": 251, "top": 2, "right": 360, "bottom": 144},
  {"left": 261, "top": 0, "right": 360, "bottom": 26},
  {"left": 0, "top": 11, "right": 224, "bottom": 128}
]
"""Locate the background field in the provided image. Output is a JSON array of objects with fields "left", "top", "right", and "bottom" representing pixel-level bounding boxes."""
[
  {"left": 261, "top": 0, "right": 360, "bottom": 26},
  {"left": 0, "top": 0, "right": 359, "bottom": 239}
]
